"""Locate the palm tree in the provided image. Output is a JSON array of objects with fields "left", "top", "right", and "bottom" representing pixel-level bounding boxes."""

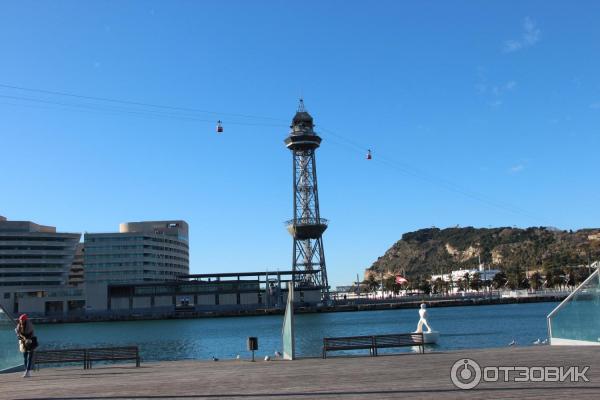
[
  {"left": 443, "top": 279, "right": 451, "bottom": 295},
  {"left": 470, "top": 272, "right": 482, "bottom": 292},
  {"left": 364, "top": 275, "right": 379, "bottom": 295},
  {"left": 552, "top": 270, "right": 565, "bottom": 289},
  {"left": 567, "top": 271, "right": 576, "bottom": 288},
  {"left": 575, "top": 268, "right": 590, "bottom": 285},
  {"left": 492, "top": 271, "right": 508, "bottom": 289},
  {"left": 544, "top": 270, "right": 554, "bottom": 288},
  {"left": 433, "top": 278, "right": 444, "bottom": 295},
  {"left": 530, "top": 271, "right": 543, "bottom": 290},
  {"left": 419, "top": 279, "right": 432, "bottom": 295},
  {"left": 383, "top": 276, "right": 394, "bottom": 293},
  {"left": 505, "top": 266, "right": 526, "bottom": 290},
  {"left": 383, "top": 276, "right": 401, "bottom": 296}
]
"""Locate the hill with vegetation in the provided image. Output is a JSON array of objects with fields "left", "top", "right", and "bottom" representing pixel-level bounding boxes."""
[{"left": 366, "top": 226, "right": 600, "bottom": 290}]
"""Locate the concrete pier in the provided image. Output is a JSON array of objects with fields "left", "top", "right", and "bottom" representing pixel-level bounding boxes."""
[{"left": 1, "top": 346, "right": 598, "bottom": 399}]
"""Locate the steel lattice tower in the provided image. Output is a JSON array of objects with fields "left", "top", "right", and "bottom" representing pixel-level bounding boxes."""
[{"left": 285, "top": 100, "right": 329, "bottom": 300}]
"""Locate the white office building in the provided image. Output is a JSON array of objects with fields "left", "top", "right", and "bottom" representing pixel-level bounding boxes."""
[{"left": 84, "top": 220, "right": 189, "bottom": 310}]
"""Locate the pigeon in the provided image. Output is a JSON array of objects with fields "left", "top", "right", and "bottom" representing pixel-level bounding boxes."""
[
  {"left": 533, "top": 338, "right": 541, "bottom": 345},
  {"left": 508, "top": 339, "right": 516, "bottom": 346},
  {"left": 236, "top": 354, "right": 241, "bottom": 360},
  {"left": 542, "top": 339, "right": 548, "bottom": 345},
  {"left": 274, "top": 351, "right": 282, "bottom": 358},
  {"left": 264, "top": 356, "right": 271, "bottom": 361},
  {"left": 212, "top": 356, "right": 219, "bottom": 361}
]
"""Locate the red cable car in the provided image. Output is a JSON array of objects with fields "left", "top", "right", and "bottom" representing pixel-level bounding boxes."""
[
  {"left": 216, "top": 120, "right": 223, "bottom": 133},
  {"left": 366, "top": 149, "right": 372, "bottom": 160}
]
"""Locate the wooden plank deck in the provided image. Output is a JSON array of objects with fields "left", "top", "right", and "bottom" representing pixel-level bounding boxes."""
[{"left": 1, "top": 346, "right": 599, "bottom": 399}]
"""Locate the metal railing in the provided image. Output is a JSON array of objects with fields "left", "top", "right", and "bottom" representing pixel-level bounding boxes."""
[
  {"left": 547, "top": 268, "right": 599, "bottom": 341},
  {"left": 285, "top": 218, "right": 329, "bottom": 226},
  {"left": 547, "top": 269, "right": 599, "bottom": 320}
]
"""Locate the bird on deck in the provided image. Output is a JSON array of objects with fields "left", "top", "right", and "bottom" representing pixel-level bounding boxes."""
[{"left": 508, "top": 339, "right": 516, "bottom": 346}]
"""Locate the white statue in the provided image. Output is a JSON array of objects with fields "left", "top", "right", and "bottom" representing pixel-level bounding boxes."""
[{"left": 415, "top": 303, "right": 432, "bottom": 333}]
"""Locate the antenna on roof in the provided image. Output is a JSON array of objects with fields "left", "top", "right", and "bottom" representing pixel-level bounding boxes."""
[{"left": 297, "top": 98, "right": 306, "bottom": 112}]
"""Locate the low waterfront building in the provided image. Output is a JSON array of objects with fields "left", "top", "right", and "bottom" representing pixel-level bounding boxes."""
[
  {"left": 0, "top": 216, "right": 83, "bottom": 315},
  {"left": 431, "top": 264, "right": 501, "bottom": 285},
  {"left": 88, "top": 270, "right": 322, "bottom": 314},
  {"left": 332, "top": 285, "right": 362, "bottom": 300}
]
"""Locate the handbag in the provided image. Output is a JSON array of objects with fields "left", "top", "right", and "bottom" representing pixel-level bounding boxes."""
[{"left": 24, "top": 336, "right": 38, "bottom": 351}]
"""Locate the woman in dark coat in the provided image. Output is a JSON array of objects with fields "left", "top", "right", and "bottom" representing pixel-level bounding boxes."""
[{"left": 15, "top": 314, "right": 36, "bottom": 377}]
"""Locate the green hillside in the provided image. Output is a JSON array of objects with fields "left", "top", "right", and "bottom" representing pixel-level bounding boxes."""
[{"left": 367, "top": 226, "right": 600, "bottom": 287}]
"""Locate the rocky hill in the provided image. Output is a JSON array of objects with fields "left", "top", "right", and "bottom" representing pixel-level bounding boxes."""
[{"left": 367, "top": 226, "right": 600, "bottom": 281}]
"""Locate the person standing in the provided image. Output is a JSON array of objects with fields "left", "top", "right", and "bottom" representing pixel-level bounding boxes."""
[{"left": 15, "top": 314, "right": 37, "bottom": 378}]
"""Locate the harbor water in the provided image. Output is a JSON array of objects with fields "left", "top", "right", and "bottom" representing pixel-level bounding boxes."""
[{"left": 12, "top": 302, "right": 557, "bottom": 362}]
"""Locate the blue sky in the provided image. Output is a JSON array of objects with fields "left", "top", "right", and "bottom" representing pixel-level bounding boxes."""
[{"left": 1, "top": 1, "right": 599, "bottom": 287}]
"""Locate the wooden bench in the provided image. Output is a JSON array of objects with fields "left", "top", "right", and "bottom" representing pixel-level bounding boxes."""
[
  {"left": 34, "top": 349, "right": 87, "bottom": 370},
  {"left": 322, "top": 335, "right": 375, "bottom": 358},
  {"left": 322, "top": 333, "right": 425, "bottom": 358},
  {"left": 372, "top": 333, "right": 424, "bottom": 355},
  {"left": 86, "top": 346, "right": 140, "bottom": 369}
]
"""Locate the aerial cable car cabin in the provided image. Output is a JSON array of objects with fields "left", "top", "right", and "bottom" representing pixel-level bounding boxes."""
[
  {"left": 216, "top": 120, "right": 223, "bottom": 133},
  {"left": 366, "top": 149, "right": 372, "bottom": 160}
]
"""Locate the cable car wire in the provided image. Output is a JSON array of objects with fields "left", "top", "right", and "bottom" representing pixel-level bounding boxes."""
[
  {"left": 0, "top": 93, "right": 286, "bottom": 127},
  {"left": 0, "top": 83, "right": 544, "bottom": 222},
  {"left": 0, "top": 83, "right": 286, "bottom": 122},
  {"left": 319, "top": 126, "right": 544, "bottom": 223}
]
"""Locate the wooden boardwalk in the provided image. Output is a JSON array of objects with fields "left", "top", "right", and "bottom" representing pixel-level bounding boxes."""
[{"left": 1, "top": 346, "right": 599, "bottom": 399}]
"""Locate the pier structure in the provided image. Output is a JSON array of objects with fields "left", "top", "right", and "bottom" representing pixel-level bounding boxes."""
[
  {"left": 2, "top": 346, "right": 598, "bottom": 398},
  {"left": 285, "top": 100, "right": 330, "bottom": 300}
]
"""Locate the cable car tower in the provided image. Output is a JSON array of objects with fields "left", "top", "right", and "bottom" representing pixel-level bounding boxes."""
[{"left": 285, "top": 99, "right": 330, "bottom": 300}]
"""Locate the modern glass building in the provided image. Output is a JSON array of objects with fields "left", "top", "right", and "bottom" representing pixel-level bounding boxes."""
[
  {"left": 84, "top": 220, "right": 189, "bottom": 285},
  {"left": 548, "top": 268, "right": 600, "bottom": 345},
  {"left": 84, "top": 221, "right": 189, "bottom": 310},
  {"left": 0, "top": 216, "right": 81, "bottom": 315}
]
